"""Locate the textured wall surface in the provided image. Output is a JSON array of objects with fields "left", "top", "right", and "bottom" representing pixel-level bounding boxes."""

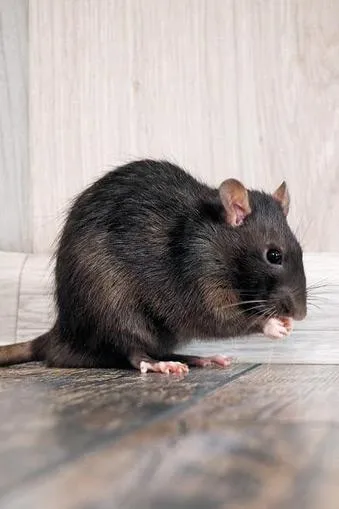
[
  {"left": 0, "top": 0, "right": 30, "bottom": 251},
  {"left": 1, "top": 0, "right": 339, "bottom": 252}
]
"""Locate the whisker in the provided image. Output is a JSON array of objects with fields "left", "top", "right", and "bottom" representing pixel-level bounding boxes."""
[
  {"left": 307, "top": 296, "right": 329, "bottom": 303},
  {"left": 215, "top": 299, "right": 268, "bottom": 311},
  {"left": 307, "top": 285, "right": 329, "bottom": 292},
  {"left": 308, "top": 302, "right": 322, "bottom": 311},
  {"left": 250, "top": 306, "right": 276, "bottom": 328},
  {"left": 242, "top": 305, "right": 266, "bottom": 313},
  {"left": 306, "top": 279, "right": 329, "bottom": 290},
  {"left": 307, "top": 279, "right": 327, "bottom": 286},
  {"left": 266, "top": 307, "right": 276, "bottom": 319}
]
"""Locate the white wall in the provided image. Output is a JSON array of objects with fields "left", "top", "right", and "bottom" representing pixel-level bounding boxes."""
[
  {"left": 0, "top": 0, "right": 30, "bottom": 251},
  {"left": 1, "top": 0, "right": 339, "bottom": 253}
]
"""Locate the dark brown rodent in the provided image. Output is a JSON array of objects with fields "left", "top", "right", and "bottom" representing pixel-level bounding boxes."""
[{"left": 0, "top": 160, "right": 307, "bottom": 372}]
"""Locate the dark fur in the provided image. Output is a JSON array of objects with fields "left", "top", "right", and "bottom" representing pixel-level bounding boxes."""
[{"left": 0, "top": 160, "right": 307, "bottom": 368}]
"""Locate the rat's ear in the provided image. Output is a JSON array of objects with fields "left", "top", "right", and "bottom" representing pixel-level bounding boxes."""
[
  {"left": 219, "top": 179, "right": 251, "bottom": 226},
  {"left": 273, "top": 181, "right": 290, "bottom": 216}
]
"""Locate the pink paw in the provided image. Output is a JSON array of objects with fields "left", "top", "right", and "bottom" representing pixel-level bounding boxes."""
[
  {"left": 193, "top": 355, "right": 232, "bottom": 368},
  {"left": 139, "top": 360, "right": 189, "bottom": 375},
  {"left": 263, "top": 317, "right": 294, "bottom": 339}
]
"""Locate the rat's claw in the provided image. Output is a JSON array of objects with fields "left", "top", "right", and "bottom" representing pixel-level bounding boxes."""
[
  {"left": 263, "top": 317, "right": 294, "bottom": 340},
  {"left": 139, "top": 360, "right": 189, "bottom": 375}
]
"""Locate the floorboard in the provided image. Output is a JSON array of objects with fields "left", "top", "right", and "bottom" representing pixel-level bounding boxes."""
[
  {"left": 0, "top": 363, "right": 256, "bottom": 500},
  {"left": 1, "top": 252, "right": 339, "bottom": 508},
  {"left": 1, "top": 365, "right": 339, "bottom": 509}
]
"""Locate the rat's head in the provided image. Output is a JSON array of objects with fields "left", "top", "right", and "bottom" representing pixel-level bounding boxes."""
[{"left": 219, "top": 178, "right": 307, "bottom": 321}]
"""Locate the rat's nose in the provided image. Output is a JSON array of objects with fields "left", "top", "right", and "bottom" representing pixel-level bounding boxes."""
[
  {"left": 276, "top": 289, "right": 307, "bottom": 321},
  {"left": 294, "top": 304, "right": 307, "bottom": 321},
  {"left": 279, "top": 294, "right": 294, "bottom": 317}
]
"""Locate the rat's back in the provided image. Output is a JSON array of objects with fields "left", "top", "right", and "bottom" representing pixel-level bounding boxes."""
[
  {"left": 60, "top": 159, "right": 211, "bottom": 271},
  {"left": 77, "top": 159, "right": 208, "bottom": 227}
]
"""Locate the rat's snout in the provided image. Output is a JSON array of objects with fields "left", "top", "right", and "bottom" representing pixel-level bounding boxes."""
[
  {"left": 274, "top": 288, "right": 307, "bottom": 321},
  {"left": 293, "top": 304, "right": 307, "bottom": 321}
]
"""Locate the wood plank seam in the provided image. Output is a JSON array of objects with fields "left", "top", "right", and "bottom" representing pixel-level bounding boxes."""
[{"left": 14, "top": 253, "right": 28, "bottom": 343}]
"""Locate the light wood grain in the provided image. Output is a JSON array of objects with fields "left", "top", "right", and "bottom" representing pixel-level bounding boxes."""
[
  {"left": 16, "top": 253, "right": 55, "bottom": 342},
  {"left": 182, "top": 331, "right": 339, "bottom": 365},
  {"left": 29, "top": 0, "right": 237, "bottom": 252},
  {"left": 234, "top": 0, "right": 339, "bottom": 251},
  {"left": 0, "top": 252, "right": 26, "bottom": 345},
  {"left": 28, "top": 0, "right": 339, "bottom": 252},
  {"left": 29, "top": 0, "right": 240, "bottom": 251},
  {"left": 0, "top": 0, "right": 30, "bottom": 252},
  {"left": 0, "top": 1, "right": 338, "bottom": 252}
]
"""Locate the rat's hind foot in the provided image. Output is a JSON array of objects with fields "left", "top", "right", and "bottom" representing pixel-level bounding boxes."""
[
  {"left": 192, "top": 354, "right": 232, "bottom": 368},
  {"left": 263, "top": 317, "right": 293, "bottom": 339},
  {"left": 140, "top": 360, "right": 189, "bottom": 374},
  {"left": 128, "top": 353, "right": 189, "bottom": 375},
  {"left": 165, "top": 353, "right": 232, "bottom": 368}
]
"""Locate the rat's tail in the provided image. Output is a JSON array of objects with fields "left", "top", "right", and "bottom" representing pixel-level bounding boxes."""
[{"left": 0, "top": 330, "right": 50, "bottom": 366}]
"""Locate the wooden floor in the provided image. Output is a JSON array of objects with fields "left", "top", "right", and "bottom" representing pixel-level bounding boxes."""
[
  {"left": 1, "top": 251, "right": 339, "bottom": 508},
  {"left": 1, "top": 362, "right": 339, "bottom": 509}
]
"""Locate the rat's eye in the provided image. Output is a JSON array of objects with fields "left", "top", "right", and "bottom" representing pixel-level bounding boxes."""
[{"left": 266, "top": 248, "right": 282, "bottom": 265}]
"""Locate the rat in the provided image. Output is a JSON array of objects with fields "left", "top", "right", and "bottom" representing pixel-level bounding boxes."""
[{"left": 0, "top": 159, "right": 307, "bottom": 373}]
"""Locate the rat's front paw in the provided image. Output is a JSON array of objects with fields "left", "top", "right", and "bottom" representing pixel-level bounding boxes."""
[{"left": 263, "top": 317, "right": 293, "bottom": 339}]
